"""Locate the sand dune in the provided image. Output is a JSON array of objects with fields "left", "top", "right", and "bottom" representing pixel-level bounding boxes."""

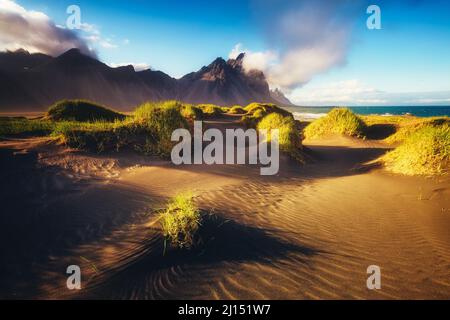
[{"left": 0, "top": 131, "right": 449, "bottom": 299}]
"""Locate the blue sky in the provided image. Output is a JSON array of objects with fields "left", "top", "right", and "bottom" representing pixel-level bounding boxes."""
[{"left": 2, "top": 0, "right": 450, "bottom": 105}]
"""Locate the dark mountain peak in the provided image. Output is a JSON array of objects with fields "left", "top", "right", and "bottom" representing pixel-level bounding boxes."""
[
  {"left": 8, "top": 48, "right": 31, "bottom": 55},
  {"left": 115, "top": 64, "right": 135, "bottom": 73},
  {"left": 62, "top": 47, "right": 82, "bottom": 55},
  {"left": 0, "top": 49, "right": 52, "bottom": 73},
  {"left": 210, "top": 57, "right": 226, "bottom": 66},
  {"left": 227, "top": 52, "right": 245, "bottom": 70},
  {"left": 236, "top": 52, "right": 245, "bottom": 61},
  {"left": 49, "top": 48, "right": 106, "bottom": 69}
]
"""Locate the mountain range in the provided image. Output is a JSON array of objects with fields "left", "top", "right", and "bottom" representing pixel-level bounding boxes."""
[{"left": 0, "top": 49, "right": 292, "bottom": 112}]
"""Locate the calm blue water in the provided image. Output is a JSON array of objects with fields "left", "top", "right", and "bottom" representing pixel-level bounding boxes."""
[{"left": 286, "top": 106, "right": 450, "bottom": 120}]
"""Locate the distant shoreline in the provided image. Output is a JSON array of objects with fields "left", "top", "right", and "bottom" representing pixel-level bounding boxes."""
[{"left": 286, "top": 105, "right": 450, "bottom": 120}]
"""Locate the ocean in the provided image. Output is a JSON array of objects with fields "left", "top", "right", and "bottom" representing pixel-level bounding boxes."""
[{"left": 285, "top": 106, "right": 450, "bottom": 121}]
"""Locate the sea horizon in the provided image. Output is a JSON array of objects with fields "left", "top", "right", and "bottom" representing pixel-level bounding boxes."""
[{"left": 287, "top": 105, "right": 450, "bottom": 120}]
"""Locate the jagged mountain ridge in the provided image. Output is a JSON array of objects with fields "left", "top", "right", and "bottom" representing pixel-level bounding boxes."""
[{"left": 0, "top": 49, "right": 292, "bottom": 111}]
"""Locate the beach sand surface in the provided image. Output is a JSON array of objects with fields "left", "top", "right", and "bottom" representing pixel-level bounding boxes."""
[{"left": 0, "top": 121, "right": 449, "bottom": 299}]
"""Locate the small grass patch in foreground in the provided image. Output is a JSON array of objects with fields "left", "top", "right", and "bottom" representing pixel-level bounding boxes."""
[
  {"left": 159, "top": 193, "right": 201, "bottom": 251},
  {"left": 380, "top": 124, "right": 450, "bottom": 175},
  {"left": 304, "top": 107, "right": 366, "bottom": 139}
]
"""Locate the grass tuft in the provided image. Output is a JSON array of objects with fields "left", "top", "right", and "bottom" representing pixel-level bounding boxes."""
[
  {"left": 383, "top": 117, "right": 449, "bottom": 144},
  {"left": 304, "top": 107, "right": 366, "bottom": 139},
  {"left": 0, "top": 117, "right": 53, "bottom": 136},
  {"left": 241, "top": 103, "right": 291, "bottom": 127},
  {"left": 196, "top": 104, "right": 223, "bottom": 117},
  {"left": 228, "top": 106, "right": 246, "bottom": 114},
  {"left": 257, "top": 113, "right": 304, "bottom": 162},
  {"left": 134, "top": 101, "right": 190, "bottom": 157},
  {"left": 159, "top": 193, "right": 201, "bottom": 250},
  {"left": 381, "top": 124, "right": 450, "bottom": 175}
]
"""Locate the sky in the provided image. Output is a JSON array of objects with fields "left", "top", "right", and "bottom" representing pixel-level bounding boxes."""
[{"left": 1, "top": 0, "right": 450, "bottom": 106}]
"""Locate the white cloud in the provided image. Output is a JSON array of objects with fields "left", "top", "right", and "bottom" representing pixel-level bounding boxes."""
[
  {"left": 410, "top": 98, "right": 450, "bottom": 104},
  {"left": 0, "top": 0, "right": 119, "bottom": 56},
  {"left": 78, "top": 23, "right": 117, "bottom": 50},
  {"left": 98, "top": 38, "right": 117, "bottom": 49},
  {"left": 288, "top": 79, "right": 450, "bottom": 106},
  {"left": 0, "top": 0, "right": 94, "bottom": 56},
  {"left": 289, "top": 80, "right": 381, "bottom": 105},
  {"left": 231, "top": 0, "right": 365, "bottom": 92},
  {"left": 108, "top": 62, "right": 150, "bottom": 72},
  {"left": 229, "top": 43, "right": 278, "bottom": 73}
]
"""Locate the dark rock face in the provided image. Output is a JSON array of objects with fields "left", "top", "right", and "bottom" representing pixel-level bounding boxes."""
[{"left": 0, "top": 49, "right": 292, "bottom": 111}]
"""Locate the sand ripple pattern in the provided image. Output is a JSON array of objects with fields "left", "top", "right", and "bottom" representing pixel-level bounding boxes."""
[{"left": 35, "top": 172, "right": 450, "bottom": 300}]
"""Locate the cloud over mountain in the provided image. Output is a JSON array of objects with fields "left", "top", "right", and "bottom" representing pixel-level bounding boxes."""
[
  {"left": 0, "top": 0, "right": 94, "bottom": 57},
  {"left": 233, "top": 0, "right": 366, "bottom": 91}
]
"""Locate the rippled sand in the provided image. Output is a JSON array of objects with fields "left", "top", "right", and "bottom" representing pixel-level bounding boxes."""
[{"left": 0, "top": 135, "right": 449, "bottom": 299}]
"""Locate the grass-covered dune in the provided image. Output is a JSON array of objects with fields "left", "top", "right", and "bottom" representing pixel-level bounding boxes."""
[
  {"left": 57, "top": 100, "right": 192, "bottom": 157},
  {"left": 4, "top": 100, "right": 447, "bottom": 175},
  {"left": 239, "top": 102, "right": 304, "bottom": 162},
  {"left": 257, "top": 113, "right": 304, "bottom": 162},
  {"left": 304, "top": 107, "right": 366, "bottom": 139},
  {"left": 0, "top": 100, "right": 232, "bottom": 157},
  {"left": 46, "top": 99, "right": 126, "bottom": 122},
  {"left": 304, "top": 107, "right": 449, "bottom": 175},
  {"left": 360, "top": 114, "right": 449, "bottom": 175},
  {"left": 381, "top": 123, "right": 450, "bottom": 175},
  {"left": 241, "top": 102, "right": 292, "bottom": 124},
  {"left": 379, "top": 117, "right": 448, "bottom": 144}
]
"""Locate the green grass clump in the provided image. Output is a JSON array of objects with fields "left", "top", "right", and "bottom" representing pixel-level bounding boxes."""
[
  {"left": 257, "top": 113, "right": 304, "bottom": 162},
  {"left": 51, "top": 120, "right": 136, "bottom": 152},
  {"left": 383, "top": 117, "right": 449, "bottom": 144},
  {"left": 0, "top": 117, "right": 54, "bottom": 136},
  {"left": 244, "top": 103, "right": 290, "bottom": 117},
  {"left": 228, "top": 106, "right": 246, "bottom": 115},
  {"left": 46, "top": 99, "right": 125, "bottom": 122},
  {"left": 135, "top": 100, "right": 203, "bottom": 120},
  {"left": 381, "top": 124, "right": 450, "bottom": 175},
  {"left": 304, "top": 107, "right": 366, "bottom": 139},
  {"left": 180, "top": 104, "right": 203, "bottom": 120},
  {"left": 240, "top": 103, "right": 290, "bottom": 128},
  {"left": 159, "top": 193, "right": 201, "bottom": 249},
  {"left": 196, "top": 104, "right": 222, "bottom": 117},
  {"left": 134, "top": 101, "right": 189, "bottom": 157}
]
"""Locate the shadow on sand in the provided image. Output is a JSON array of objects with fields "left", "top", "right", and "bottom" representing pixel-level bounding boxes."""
[
  {"left": 365, "top": 124, "right": 397, "bottom": 140},
  {"left": 80, "top": 213, "right": 320, "bottom": 299}
]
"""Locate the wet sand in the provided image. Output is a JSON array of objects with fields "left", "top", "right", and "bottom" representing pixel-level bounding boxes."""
[{"left": 0, "top": 124, "right": 449, "bottom": 299}]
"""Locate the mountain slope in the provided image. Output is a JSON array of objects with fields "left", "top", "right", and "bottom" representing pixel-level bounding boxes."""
[
  {"left": 178, "top": 53, "right": 279, "bottom": 106},
  {"left": 0, "top": 49, "right": 292, "bottom": 111}
]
